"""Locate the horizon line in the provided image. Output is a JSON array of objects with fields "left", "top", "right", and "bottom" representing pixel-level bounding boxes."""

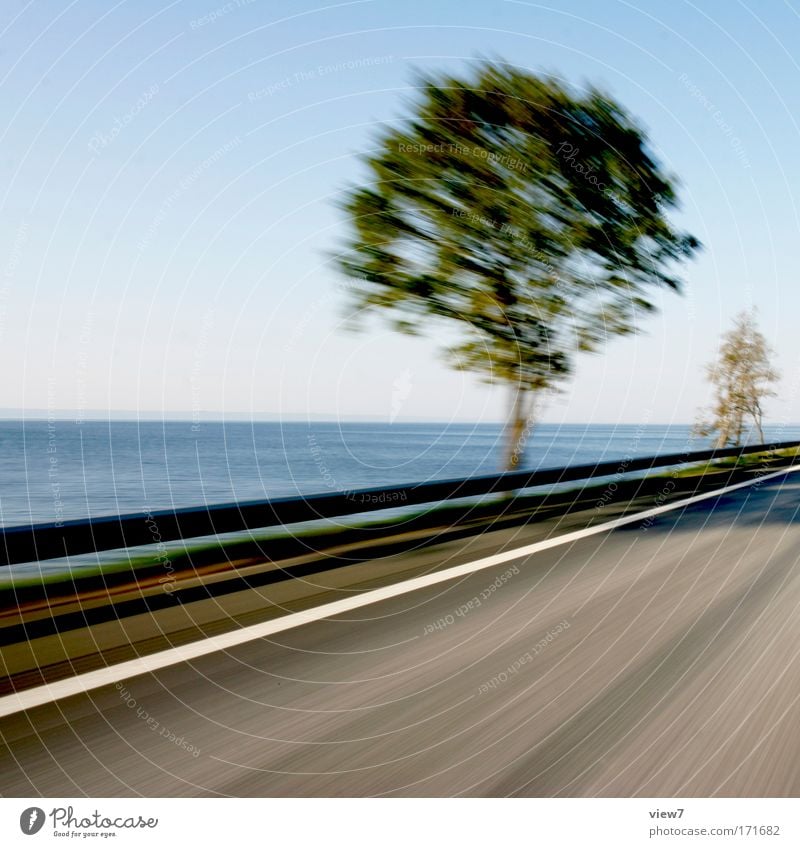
[{"left": 3, "top": 409, "right": 795, "bottom": 427}]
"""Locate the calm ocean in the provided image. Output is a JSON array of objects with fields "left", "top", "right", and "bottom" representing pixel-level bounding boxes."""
[{"left": 3, "top": 418, "right": 793, "bottom": 529}]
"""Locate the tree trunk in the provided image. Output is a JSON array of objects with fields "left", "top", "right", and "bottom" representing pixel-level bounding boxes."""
[
  {"left": 735, "top": 410, "right": 745, "bottom": 446},
  {"left": 504, "top": 385, "right": 534, "bottom": 471},
  {"left": 716, "top": 419, "right": 730, "bottom": 449},
  {"left": 753, "top": 403, "right": 765, "bottom": 444}
]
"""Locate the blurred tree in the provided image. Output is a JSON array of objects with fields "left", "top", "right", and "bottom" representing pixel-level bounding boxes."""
[
  {"left": 695, "top": 310, "right": 779, "bottom": 447},
  {"left": 336, "top": 63, "right": 700, "bottom": 469}
]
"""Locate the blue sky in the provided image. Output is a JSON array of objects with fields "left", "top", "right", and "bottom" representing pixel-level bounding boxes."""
[{"left": 2, "top": 0, "right": 799, "bottom": 424}]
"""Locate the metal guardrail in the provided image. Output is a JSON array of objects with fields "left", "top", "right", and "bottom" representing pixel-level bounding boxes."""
[{"left": 1, "top": 440, "right": 798, "bottom": 567}]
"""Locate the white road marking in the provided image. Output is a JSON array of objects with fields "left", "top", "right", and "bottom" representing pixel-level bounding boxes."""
[{"left": 1, "top": 465, "right": 797, "bottom": 718}]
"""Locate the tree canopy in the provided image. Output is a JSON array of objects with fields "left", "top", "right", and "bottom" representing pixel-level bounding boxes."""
[
  {"left": 336, "top": 62, "right": 700, "bottom": 466},
  {"left": 696, "top": 310, "right": 779, "bottom": 447}
]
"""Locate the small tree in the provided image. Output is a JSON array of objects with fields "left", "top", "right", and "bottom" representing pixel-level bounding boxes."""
[
  {"left": 336, "top": 62, "right": 700, "bottom": 468},
  {"left": 696, "top": 310, "right": 779, "bottom": 446}
]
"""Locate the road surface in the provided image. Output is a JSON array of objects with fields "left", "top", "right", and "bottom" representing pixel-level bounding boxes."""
[{"left": 2, "top": 472, "right": 800, "bottom": 796}]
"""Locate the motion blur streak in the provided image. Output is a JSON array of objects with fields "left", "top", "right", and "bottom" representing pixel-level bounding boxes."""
[{"left": 2, "top": 474, "right": 800, "bottom": 796}]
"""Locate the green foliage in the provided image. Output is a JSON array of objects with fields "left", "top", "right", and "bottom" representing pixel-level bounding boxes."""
[{"left": 336, "top": 62, "right": 700, "bottom": 464}]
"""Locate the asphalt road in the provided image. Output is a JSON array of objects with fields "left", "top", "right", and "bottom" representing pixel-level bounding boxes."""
[{"left": 2, "top": 473, "right": 800, "bottom": 797}]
